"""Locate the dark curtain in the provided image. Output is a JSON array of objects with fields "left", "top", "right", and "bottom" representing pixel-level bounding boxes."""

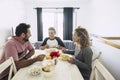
[
  {"left": 36, "top": 8, "right": 43, "bottom": 41},
  {"left": 63, "top": 8, "right": 73, "bottom": 40}
]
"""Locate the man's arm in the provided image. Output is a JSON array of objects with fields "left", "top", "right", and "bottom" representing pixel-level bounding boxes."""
[
  {"left": 24, "top": 49, "right": 35, "bottom": 59},
  {"left": 15, "top": 54, "right": 45, "bottom": 70},
  {"left": 4, "top": 41, "right": 45, "bottom": 70}
]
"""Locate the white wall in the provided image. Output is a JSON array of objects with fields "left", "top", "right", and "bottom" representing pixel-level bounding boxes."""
[
  {"left": 77, "top": 0, "right": 120, "bottom": 37},
  {"left": 0, "top": 0, "right": 26, "bottom": 47}
]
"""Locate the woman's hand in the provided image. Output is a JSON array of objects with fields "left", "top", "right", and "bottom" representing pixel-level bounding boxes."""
[
  {"left": 67, "top": 57, "right": 73, "bottom": 63},
  {"left": 61, "top": 47, "right": 67, "bottom": 53}
]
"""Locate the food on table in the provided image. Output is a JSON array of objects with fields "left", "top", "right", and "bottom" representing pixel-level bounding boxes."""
[
  {"left": 42, "top": 65, "right": 54, "bottom": 72},
  {"left": 42, "top": 60, "right": 55, "bottom": 72},
  {"left": 60, "top": 54, "right": 70, "bottom": 61},
  {"left": 50, "top": 51, "right": 60, "bottom": 59},
  {"left": 45, "top": 54, "right": 51, "bottom": 59},
  {"left": 49, "top": 49, "right": 56, "bottom": 53},
  {"left": 45, "top": 50, "right": 60, "bottom": 59}
]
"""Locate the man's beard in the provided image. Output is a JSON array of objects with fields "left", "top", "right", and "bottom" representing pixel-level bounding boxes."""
[{"left": 23, "top": 36, "right": 29, "bottom": 42}]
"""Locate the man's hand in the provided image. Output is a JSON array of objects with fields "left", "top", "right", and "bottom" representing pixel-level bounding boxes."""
[
  {"left": 15, "top": 54, "right": 45, "bottom": 70},
  {"left": 35, "top": 54, "right": 45, "bottom": 61}
]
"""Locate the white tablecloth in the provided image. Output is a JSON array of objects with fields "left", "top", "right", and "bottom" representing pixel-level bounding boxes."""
[{"left": 11, "top": 49, "right": 84, "bottom": 80}]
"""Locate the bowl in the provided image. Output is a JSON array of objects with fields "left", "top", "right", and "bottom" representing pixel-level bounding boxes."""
[{"left": 29, "top": 66, "right": 41, "bottom": 76}]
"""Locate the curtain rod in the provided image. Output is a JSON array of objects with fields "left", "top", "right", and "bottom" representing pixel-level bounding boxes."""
[{"left": 34, "top": 7, "right": 80, "bottom": 9}]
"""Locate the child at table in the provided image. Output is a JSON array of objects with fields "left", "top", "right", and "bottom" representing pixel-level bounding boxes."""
[{"left": 40, "top": 27, "right": 65, "bottom": 50}]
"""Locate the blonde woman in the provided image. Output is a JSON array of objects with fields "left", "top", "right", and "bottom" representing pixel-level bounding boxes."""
[{"left": 66, "top": 26, "right": 93, "bottom": 80}]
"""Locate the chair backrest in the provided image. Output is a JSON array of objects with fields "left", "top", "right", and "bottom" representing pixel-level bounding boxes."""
[
  {"left": 92, "top": 52, "right": 102, "bottom": 61},
  {"left": 90, "top": 59, "right": 115, "bottom": 80},
  {"left": 0, "top": 57, "right": 17, "bottom": 80},
  {"left": 91, "top": 46, "right": 102, "bottom": 61},
  {"left": 0, "top": 45, "right": 4, "bottom": 60}
]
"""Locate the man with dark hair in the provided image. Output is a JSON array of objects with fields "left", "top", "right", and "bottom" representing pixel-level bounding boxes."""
[{"left": 0, "top": 23, "right": 45, "bottom": 80}]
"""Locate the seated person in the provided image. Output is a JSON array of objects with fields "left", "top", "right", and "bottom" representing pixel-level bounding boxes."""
[
  {"left": 40, "top": 27, "right": 65, "bottom": 50},
  {"left": 0, "top": 23, "right": 45, "bottom": 80},
  {"left": 63, "top": 26, "right": 93, "bottom": 80}
]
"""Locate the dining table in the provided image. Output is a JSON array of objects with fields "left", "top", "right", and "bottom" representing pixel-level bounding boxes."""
[{"left": 11, "top": 48, "right": 84, "bottom": 80}]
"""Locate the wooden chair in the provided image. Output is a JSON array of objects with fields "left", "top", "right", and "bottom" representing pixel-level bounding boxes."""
[
  {"left": 90, "top": 59, "right": 115, "bottom": 80},
  {"left": 0, "top": 57, "right": 17, "bottom": 80}
]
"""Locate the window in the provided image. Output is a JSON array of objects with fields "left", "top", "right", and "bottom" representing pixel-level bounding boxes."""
[{"left": 42, "top": 9, "right": 63, "bottom": 40}]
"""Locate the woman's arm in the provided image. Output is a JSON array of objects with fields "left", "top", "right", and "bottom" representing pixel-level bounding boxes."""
[{"left": 72, "top": 47, "right": 93, "bottom": 70}]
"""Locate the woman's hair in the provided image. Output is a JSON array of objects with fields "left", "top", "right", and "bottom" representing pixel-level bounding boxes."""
[
  {"left": 15, "top": 23, "right": 30, "bottom": 37},
  {"left": 48, "top": 27, "right": 56, "bottom": 34},
  {"left": 75, "top": 26, "right": 90, "bottom": 48}
]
